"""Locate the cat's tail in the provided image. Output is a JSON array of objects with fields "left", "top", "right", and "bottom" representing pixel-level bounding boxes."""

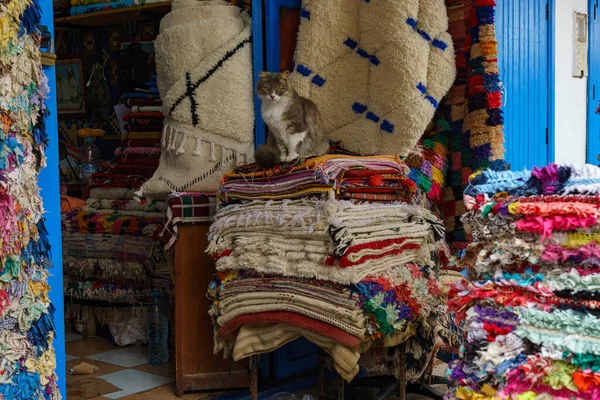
[{"left": 254, "top": 144, "right": 281, "bottom": 170}]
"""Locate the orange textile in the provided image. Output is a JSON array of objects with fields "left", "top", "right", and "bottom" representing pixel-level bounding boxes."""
[{"left": 60, "top": 195, "right": 86, "bottom": 213}]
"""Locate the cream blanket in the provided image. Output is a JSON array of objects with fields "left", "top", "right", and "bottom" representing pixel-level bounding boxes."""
[
  {"left": 139, "top": 0, "right": 254, "bottom": 196},
  {"left": 289, "top": 0, "right": 456, "bottom": 156}
]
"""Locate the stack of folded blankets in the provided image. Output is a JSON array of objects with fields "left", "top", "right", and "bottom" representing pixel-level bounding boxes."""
[
  {"left": 447, "top": 163, "right": 600, "bottom": 399},
  {"left": 87, "top": 76, "right": 163, "bottom": 201},
  {"left": 68, "top": 0, "right": 164, "bottom": 17},
  {"left": 208, "top": 153, "right": 451, "bottom": 381},
  {"left": 63, "top": 77, "right": 174, "bottom": 342},
  {"left": 61, "top": 200, "right": 166, "bottom": 343}
]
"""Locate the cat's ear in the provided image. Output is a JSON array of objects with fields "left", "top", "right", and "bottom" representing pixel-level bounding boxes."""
[
  {"left": 258, "top": 71, "right": 269, "bottom": 79},
  {"left": 280, "top": 70, "right": 290, "bottom": 81}
]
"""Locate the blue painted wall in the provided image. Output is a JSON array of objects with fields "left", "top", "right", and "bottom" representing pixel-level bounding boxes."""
[
  {"left": 39, "top": 0, "right": 66, "bottom": 397},
  {"left": 496, "top": 0, "right": 551, "bottom": 169},
  {"left": 588, "top": 0, "right": 600, "bottom": 163}
]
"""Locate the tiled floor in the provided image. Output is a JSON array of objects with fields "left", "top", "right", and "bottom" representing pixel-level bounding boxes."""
[
  {"left": 65, "top": 332, "right": 448, "bottom": 399},
  {"left": 65, "top": 333, "right": 204, "bottom": 400}
]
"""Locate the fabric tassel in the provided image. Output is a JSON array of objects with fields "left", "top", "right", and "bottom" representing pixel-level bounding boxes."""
[
  {"left": 161, "top": 125, "right": 168, "bottom": 148},
  {"left": 210, "top": 143, "right": 216, "bottom": 162},
  {"left": 176, "top": 134, "right": 187, "bottom": 155},
  {"left": 220, "top": 147, "right": 227, "bottom": 170},
  {"left": 192, "top": 137, "right": 202, "bottom": 156},
  {"left": 168, "top": 130, "right": 179, "bottom": 152}
]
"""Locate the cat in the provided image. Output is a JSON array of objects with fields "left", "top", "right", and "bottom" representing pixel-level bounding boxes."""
[{"left": 254, "top": 70, "right": 329, "bottom": 169}]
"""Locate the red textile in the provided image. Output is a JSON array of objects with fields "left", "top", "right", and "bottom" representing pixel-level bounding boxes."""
[
  {"left": 122, "top": 112, "right": 164, "bottom": 121},
  {"left": 115, "top": 157, "right": 160, "bottom": 167},
  {"left": 219, "top": 311, "right": 362, "bottom": 350},
  {"left": 118, "top": 139, "right": 161, "bottom": 148},
  {"left": 279, "top": 9, "right": 300, "bottom": 72},
  {"left": 124, "top": 123, "right": 164, "bottom": 132}
]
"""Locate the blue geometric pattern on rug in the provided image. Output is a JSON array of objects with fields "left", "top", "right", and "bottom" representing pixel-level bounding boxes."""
[
  {"left": 406, "top": 18, "right": 448, "bottom": 51},
  {"left": 352, "top": 102, "right": 394, "bottom": 133}
]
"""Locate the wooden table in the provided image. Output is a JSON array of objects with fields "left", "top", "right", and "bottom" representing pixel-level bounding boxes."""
[{"left": 174, "top": 223, "right": 250, "bottom": 396}]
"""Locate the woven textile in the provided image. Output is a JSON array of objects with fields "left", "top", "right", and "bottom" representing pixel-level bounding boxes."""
[
  {"left": 207, "top": 199, "right": 444, "bottom": 284},
  {"left": 207, "top": 194, "right": 449, "bottom": 381},
  {"left": 0, "top": 6, "right": 60, "bottom": 397},
  {"left": 62, "top": 231, "right": 156, "bottom": 262},
  {"left": 289, "top": 0, "right": 455, "bottom": 156},
  {"left": 446, "top": 164, "right": 600, "bottom": 400},
  {"left": 63, "top": 256, "right": 150, "bottom": 281},
  {"left": 138, "top": 1, "right": 255, "bottom": 195},
  {"left": 219, "top": 154, "right": 422, "bottom": 205},
  {"left": 158, "top": 192, "right": 217, "bottom": 249},
  {"left": 62, "top": 209, "right": 163, "bottom": 236},
  {"left": 442, "top": 0, "right": 507, "bottom": 253},
  {"left": 64, "top": 279, "right": 152, "bottom": 303}
]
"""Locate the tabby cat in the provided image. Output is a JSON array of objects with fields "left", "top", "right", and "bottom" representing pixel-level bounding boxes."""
[{"left": 254, "top": 71, "right": 329, "bottom": 169}]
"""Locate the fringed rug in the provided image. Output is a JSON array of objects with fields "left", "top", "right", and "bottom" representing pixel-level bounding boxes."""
[{"left": 442, "top": 0, "right": 507, "bottom": 253}]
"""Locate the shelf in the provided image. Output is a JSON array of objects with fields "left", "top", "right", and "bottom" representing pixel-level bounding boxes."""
[{"left": 55, "top": 2, "right": 171, "bottom": 26}]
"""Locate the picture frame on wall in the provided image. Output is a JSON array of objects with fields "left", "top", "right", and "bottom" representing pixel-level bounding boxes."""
[{"left": 56, "top": 58, "right": 86, "bottom": 116}]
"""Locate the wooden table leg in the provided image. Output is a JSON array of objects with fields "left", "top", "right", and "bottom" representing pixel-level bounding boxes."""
[
  {"left": 398, "top": 341, "right": 407, "bottom": 400},
  {"left": 338, "top": 377, "right": 344, "bottom": 400},
  {"left": 319, "top": 350, "right": 326, "bottom": 399},
  {"left": 250, "top": 355, "right": 259, "bottom": 400}
]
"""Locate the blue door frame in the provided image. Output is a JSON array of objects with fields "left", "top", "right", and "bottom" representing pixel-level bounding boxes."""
[
  {"left": 496, "top": 0, "right": 554, "bottom": 169},
  {"left": 39, "top": 0, "right": 66, "bottom": 398},
  {"left": 588, "top": 0, "right": 600, "bottom": 163}
]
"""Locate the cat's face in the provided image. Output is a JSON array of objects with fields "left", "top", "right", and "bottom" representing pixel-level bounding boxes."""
[{"left": 257, "top": 71, "right": 290, "bottom": 102}]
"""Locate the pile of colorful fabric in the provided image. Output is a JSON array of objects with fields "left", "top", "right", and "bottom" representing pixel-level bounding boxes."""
[
  {"left": 208, "top": 154, "right": 451, "bottom": 382},
  {"left": 86, "top": 77, "right": 164, "bottom": 200},
  {"left": 0, "top": 0, "right": 61, "bottom": 397},
  {"left": 219, "top": 147, "right": 447, "bottom": 208},
  {"left": 61, "top": 201, "right": 165, "bottom": 343},
  {"left": 446, "top": 163, "right": 600, "bottom": 399},
  {"left": 62, "top": 78, "right": 173, "bottom": 342}
]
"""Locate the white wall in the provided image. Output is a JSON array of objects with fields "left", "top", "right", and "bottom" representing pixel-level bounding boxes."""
[{"left": 554, "top": 0, "right": 588, "bottom": 164}]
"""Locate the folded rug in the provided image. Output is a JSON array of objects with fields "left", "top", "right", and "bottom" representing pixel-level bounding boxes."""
[
  {"left": 70, "top": 0, "right": 133, "bottom": 15},
  {"left": 114, "top": 147, "right": 161, "bottom": 157},
  {"left": 289, "top": 0, "right": 455, "bottom": 156},
  {"left": 71, "top": 0, "right": 119, "bottom": 5},
  {"left": 124, "top": 124, "right": 164, "bottom": 132},
  {"left": 131, "top": 105, "right": 163, "bottom": 113},
  {"left": 62, "top": 231, "right": 155, "bottom": 262},
  {"left": 122, "top": 92, "right": 160, "bottom": 100},
  {"left": 118, "top": 139, "right": 162, "bottom": 148},
  {"left": 138, "top": 1, "right": 254, "bottom": 196},
  {"left": 124, "top": 98, "right": 162, "bottom": 108},
  {"left": 122, "top": 131, "right": 162, "bottom": 140},
  {"left": 62, "top": 209, "right": 163, "bottom": 236},
  {"left": 63, "top": 256, "right": 151, "bottom": 281},
  {"left": 122, "top": 111, "right": 164, "bottom": 121},
  {"left": 86, "top": 198, "right": 166, "bottom": 212}
]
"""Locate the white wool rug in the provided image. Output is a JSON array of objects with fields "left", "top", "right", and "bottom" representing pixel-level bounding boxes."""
[
  {"left": 139, "top": 0, "right": 254, "bottom": 196},
  {"left": 289, "top": 0, "right": 456, "bottom": 156}
]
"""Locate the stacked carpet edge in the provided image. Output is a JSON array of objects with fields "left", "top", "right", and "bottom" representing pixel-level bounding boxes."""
[
  {"left": 447, "top": 163, "right": 600, "bottom": 399},
  {"left": 208, "top": 154, "right": 455, "bottom": 382},
  {"left": 62, "top": 78, "right": 175, "bottom": 343}
]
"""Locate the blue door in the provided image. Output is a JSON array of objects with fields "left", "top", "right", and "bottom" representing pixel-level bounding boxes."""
[
  {"left": 588, "top": 0, "right": 600, "bottom": 163},
  {"left": 497, "top": 0, "right": 551, "bottom": 169}
]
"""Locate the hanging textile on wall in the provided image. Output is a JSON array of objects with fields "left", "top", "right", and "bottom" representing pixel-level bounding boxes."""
[
  {"left": 441, "top": 0, "right": 508, "bottom": 252},
  {"left": 0, "top": 0, "right": 61, "bottom": 398}
]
